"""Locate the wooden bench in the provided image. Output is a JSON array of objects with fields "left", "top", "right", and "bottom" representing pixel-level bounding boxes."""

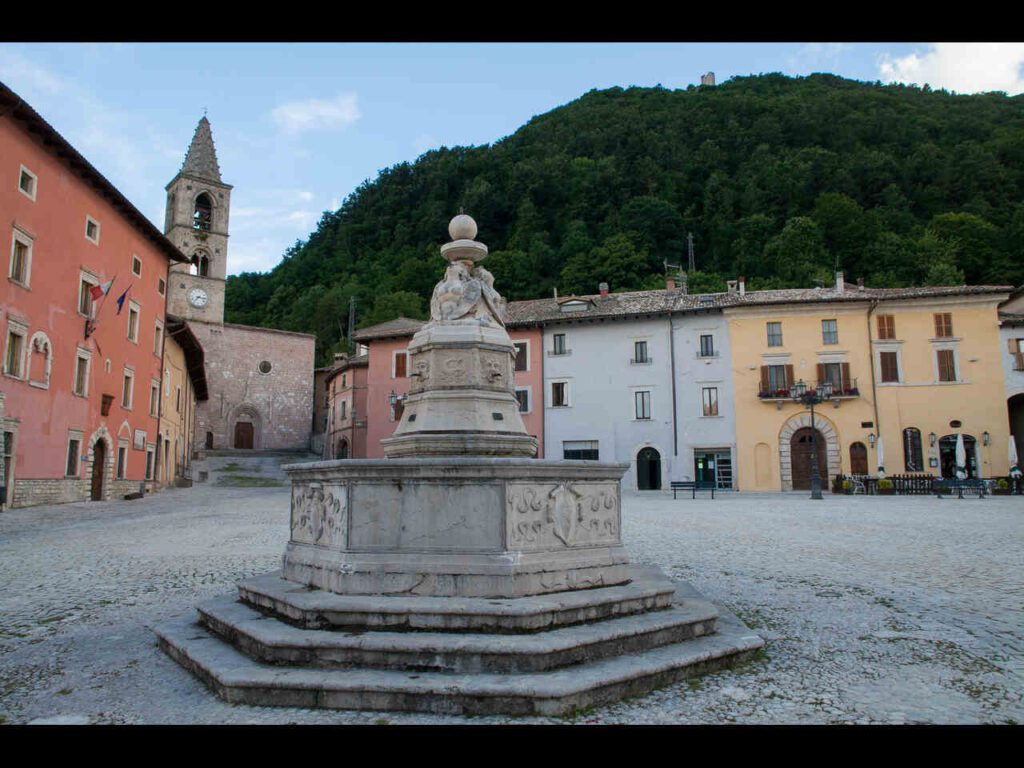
[
  {"left": 670, "top": 481, "right": 716, "bottom": 499},
  {"left": 933, "top": 478, "right": 987, "bottom": 499}
]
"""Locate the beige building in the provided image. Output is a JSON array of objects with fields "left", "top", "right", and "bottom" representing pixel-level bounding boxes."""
[
  {"left": 155, "top": 315, "right": 207, "bottom": 488},
  {"left": 164, "top": 118, "right": 315, "bottom": 452}
]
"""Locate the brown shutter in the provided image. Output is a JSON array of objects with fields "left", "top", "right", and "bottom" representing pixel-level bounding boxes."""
[
  {"left": 395, "top": 353, "right": 407, "bottom": 378},
  {"left": 785, "top": 364, "right": 794, "bottom": 389},
  {"left": 760, "top": 365, "right": 769, "bottom": 393},
  {"left": 1011, "top": 338, "right": 1020, "bottom": 354},
  {"left": 816, "top": 363, "right": 826, "bottom": 387},
  {"left": 841, "top": 362, "right": 851, "bottom": 390}
]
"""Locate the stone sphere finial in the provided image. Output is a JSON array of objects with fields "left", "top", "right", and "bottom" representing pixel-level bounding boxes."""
[{"left": 449, "top": 213, "right": 478, "bottom": 242}]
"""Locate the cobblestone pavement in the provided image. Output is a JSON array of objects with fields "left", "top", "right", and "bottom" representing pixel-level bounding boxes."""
[{"left": 1, "top": 453, "right": 1022, "bottom": 725}]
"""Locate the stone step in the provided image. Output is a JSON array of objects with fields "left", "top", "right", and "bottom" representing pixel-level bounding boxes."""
[
  {"left": 237, "top": 565, "right": 677, "bottom": 634},
  {"left": 155, "top": 606, "right": 764, "bottom": 717},
  {"left": 197, "top": 594, "right": 719, "bottom": 674}
]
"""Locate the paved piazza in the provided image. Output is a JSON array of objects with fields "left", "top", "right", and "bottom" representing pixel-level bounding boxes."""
[{"left": 1, "top": 453, "right": 1022, "bottom": 725}]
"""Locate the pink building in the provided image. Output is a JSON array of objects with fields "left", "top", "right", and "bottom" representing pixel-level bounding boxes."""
[
  {"left": 353, "top": 316, "right": 544, "bottom": 458},
  {"left": 324, "top": 353, "right": 368, "bottom": 459},
  {"left": 1, "top": 82, "right": 187, "bottom": 508}
]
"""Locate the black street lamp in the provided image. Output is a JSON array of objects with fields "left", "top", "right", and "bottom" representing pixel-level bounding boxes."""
[{"left": 790, "top": 378, "right": 833, "bottom": 500}]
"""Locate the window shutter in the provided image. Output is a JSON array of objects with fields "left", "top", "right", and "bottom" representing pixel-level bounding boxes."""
[
  {"left": 760, "top": 366, "right": 769, "bottom": 392},
  {"left": 395, "top": 353, "right": 407, "bottom": 378},
  {"left": 816, "top": 363, "right": 825, "bottom": 385},
  {"left": 784, "top": 364, "right": 794, "bottom": 388},
  {"left": 841, "top": 362, "right": 851, "bottom": 390},
  {"left": 1011, "top": 338, "right": 1020, "bottom": 354}
]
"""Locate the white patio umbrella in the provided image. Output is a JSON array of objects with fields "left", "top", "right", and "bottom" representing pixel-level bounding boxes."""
[
  {"left": 875, "top": 436, "right": 885, "bottom": 479},
  {"left": 955, "top": 433, "right": 967, "bottom": 480},
  {"left": 1010, "top": 435, "right": 1021, "bottom": 479}
]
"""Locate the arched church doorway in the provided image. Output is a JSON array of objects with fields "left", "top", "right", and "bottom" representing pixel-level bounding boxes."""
[
  {"left": 790, "top": 428, "right": 827, "bottom": 490},
  {"left": 90, "top": 441, "right": 106, "bottom": 501},
  {"left": 637, "top": 447, "right": 661, "bottom": 490},
  {"left": 234, "top": 422, "right": 254, "bottom": 450}
]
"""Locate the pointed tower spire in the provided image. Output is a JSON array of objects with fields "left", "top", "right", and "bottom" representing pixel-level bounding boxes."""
[{"left": 180, "top": 116, "right": 222, "bottom": 182}]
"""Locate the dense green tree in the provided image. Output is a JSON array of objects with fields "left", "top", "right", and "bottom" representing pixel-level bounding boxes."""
[{"left": 358, "top": 291, "right": 426, "bottom": 330}]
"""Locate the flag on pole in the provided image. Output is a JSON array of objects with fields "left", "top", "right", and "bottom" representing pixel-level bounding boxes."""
[
  {"left": 90, "top": 276, "right": 115, "bottom": 301},
  {"left": 115, "top": 285, "right": 132, "bottom": 315}
]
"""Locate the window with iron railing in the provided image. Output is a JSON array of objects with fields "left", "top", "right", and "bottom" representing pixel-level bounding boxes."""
[
  {"left": 632, "top": 340, "right": 650, "bottom": 364},
  {"left": 699, "top": 334, "right": 715, "bottom": 357}
]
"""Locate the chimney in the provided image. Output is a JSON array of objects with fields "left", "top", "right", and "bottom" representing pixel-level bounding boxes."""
[
  {"left": 553, "top": 287, "right": 558, "bottom": 299},
  {"left": 835, "top": 271, "right": 845, "bottom": 292},
  {"left": 665, "top": 275, "right": 676, "bottom": 291},
  {"left": 599, "top": 282, "right": 609, "bottom": 298},
  {"left": 857, "top": 277, "right": 864, "bottom": 290},
  {"left": 738, "top": 276, "right": 746, "bottom": 297},
  {"left": 726, "top": 279, "right": 738, "bottom": 295},
  {"left": 333, "top": 352, "right": 348, "bottom": 364}
]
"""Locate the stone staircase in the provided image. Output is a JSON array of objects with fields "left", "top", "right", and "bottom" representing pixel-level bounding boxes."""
[{"left": 156, "top": 565, "right": 764, "bottom": 716}]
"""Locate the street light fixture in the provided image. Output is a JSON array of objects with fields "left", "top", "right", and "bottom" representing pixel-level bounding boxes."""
[{"left": 790, "top": 378, "right": 833, "bottom": 500}]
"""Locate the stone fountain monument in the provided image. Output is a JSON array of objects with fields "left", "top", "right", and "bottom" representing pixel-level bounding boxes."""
[{"left": 157, "top": 215, "right": 763, "bottom": 716}]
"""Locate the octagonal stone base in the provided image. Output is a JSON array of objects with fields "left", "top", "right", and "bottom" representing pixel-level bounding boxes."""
[{"left": 281, "top": 458, "right": 630, "bottom": 598}]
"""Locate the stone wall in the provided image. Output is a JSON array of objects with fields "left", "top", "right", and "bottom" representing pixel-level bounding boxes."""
[{"left": 193, "top": 321, "right": 315, "bottom": 451}]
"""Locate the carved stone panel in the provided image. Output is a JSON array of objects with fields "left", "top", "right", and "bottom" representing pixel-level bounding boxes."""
[
  {"left": 291, "top": 482, "right": 348, "bottom": 549},
  {"left": 506, "top": 481, "right": 621, "bottom": 551}
]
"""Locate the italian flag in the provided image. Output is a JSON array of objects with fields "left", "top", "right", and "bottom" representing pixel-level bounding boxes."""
[{"left": 90, "top": 277, "right": 115, "bottom": 301}]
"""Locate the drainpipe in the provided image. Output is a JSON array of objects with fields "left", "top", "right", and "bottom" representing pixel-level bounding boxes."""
[
  {"left": 669, "top": 315, "right": 678, "bottom": 458},
  {"left": 539, "top": 323, "right": 546, "bottom": 459},
  {"left": 867, "top": 299, "right": 882, "bottom": 460}
]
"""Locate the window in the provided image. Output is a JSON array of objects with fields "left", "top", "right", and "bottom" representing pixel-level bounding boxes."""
[
  {"left": 131, "top": 255, "right": 142, "bottom": 277},
  {"left": 190, "top": 251, "right": 210, "bottom": 277},
  {"left": 85, "top": 216, "right": 100, "bottom": 244},
  {"left": 176, "top": 386, "right": 181, "bottom": 413},
  {"left": 552, "top": 381, "right": 568, "bottom": 407},
  {"left": 27, "top": 332, "right": 50, "bottom": 388},
  {"left": 635, "top": 390, "right": 651, "bottom": 420},
  {"left": 702, "top": 387, "right": 719, "bottom": 416},
  {"left": 879, "top": 351, "right": 900, "bottom": 383},
  {"left": 699, "top": 334, "right": 715, "bottom": 357},
  {"left": 193, "top": 193, "right": 212, "bottom": 231},
  {"left": 149, "top": 382, "right": 159, "bottom": 416},
  {"left": 122, "top": 370, "right": 134, "bottom": 409},
  {"left": 66, "top": 439, "right": 80, "bottom": 477},
  {"left": 513, "top": 342, "right": 528, "bottom": 372},
  {"left": 157, "top": 277, "right": 166, "bottom": 297},
  {"left": 127, "top": 302, "right": 140, "bottom": 343},
  {"left": 515, "top": 388, "right": 530, "bottom": 413},
  {"left": 341, "top": 373, "right": 347, "bottom": 388},
  {"left": 767, "top": 322, "right": 783, "bottom": 347},
  {"left": 78, "top": 274, "right": 98, "bottom": 317},
  {"left": 145, "top": 449, "right": 155, "bottom": 480},
  {"left": 767, "top": 364, "right": 789, "bottom": 392},
  {"left": 18, "top": 166, "right": 37, "bottom": 200},
  {"left": 340, "top": 400, "right": 347, "bottom": 419},
  {"left": 903, "top": 428, "right": 924, "bottom": 472},
  {"left": 74, "top": 352, "right": 90, "bottom": 396},
  {"left": 822, "top": 319, "right": 838, "bottom": 345},
  {"left": 821, "top": 362, "right": 843, "bottom": 391},
  {"left": 116, "top": 445, "right": 127, "bottom": 479},
  {"left": 9, "top": 230, "right": 32, "bottom": 287},
  {"left": 552, "top": 333, "right": 566, "bottom": 355},
  {"left": 877, "top": 315, "right": 896, "bottom": 340},
  {"left": 4, "top": 324, "right": 26, "bottom": 378},
  {"left": 563, "top": 440, "right": 599, "bottom": 460},
  {"left": 934, "top": 313, "right": 953, "bottom": 338},
  {"left": 154, "top": 320, "right": 163, "bottom": 356},
  {"left": 633, "top": 341, "right": 650, "bottom": 363},
  {"left": 393, "top": 352, "right": 407, "bottom": 378},
  {"left": 937, "top": 349, "right": 957, "bottom": 382}
]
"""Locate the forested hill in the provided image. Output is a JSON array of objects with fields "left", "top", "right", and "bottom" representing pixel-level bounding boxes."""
[{"left": 224, "top": 73, "right": 1024, "bottom": 365}]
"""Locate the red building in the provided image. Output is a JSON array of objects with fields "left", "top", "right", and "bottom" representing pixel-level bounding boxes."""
[{"left": 0, "top": 82, "right": 187, "bottom": 509}]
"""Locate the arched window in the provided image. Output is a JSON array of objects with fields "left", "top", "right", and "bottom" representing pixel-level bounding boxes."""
[
  {"left": 903, "top": 428, "right": 923, "bottom": 472},
  {"left": 190, "top": 251, "right": 210, "bottom": 277},
  {"left": 27, "top": 332, "right": 52, "bottom": 388},
  {"left": 193, "top": 193, "right": 212, "bottom": 232}
]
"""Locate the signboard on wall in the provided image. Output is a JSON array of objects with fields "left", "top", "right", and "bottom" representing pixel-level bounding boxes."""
[{"left": 133, "top": 430, "right": 146, "bottom": 450}]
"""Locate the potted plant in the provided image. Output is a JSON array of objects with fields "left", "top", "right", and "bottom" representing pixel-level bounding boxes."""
[
  {"left": 992, "top": 478, "right": 1012, "bottom": 496},
  {"left": 877, "top": 478, "right": 895, "bottom": 495},
  {"left": 842, "top": 479, "right": 853, "bottom": 495}
]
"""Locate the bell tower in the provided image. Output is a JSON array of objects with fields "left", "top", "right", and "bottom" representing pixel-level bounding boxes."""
[{"left": 164, "top": 116, "right": 232, "bottom": 324}]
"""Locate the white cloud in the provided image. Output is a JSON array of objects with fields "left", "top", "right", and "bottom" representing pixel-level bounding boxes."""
[
  {"left": 878, "top": 43, "right": 1024, "bottom": 95},
  {"left": 270, "top": 92, "right": 361, "bottom": 134}
]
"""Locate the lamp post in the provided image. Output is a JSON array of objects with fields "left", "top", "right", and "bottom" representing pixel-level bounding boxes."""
[{"left": 790, "top": 378, "right": 833, "bottom": 500}]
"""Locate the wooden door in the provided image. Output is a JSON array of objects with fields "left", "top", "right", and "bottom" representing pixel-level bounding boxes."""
[
  {"left": 790, "top": 428, "right": 826, "bottom": 490},
  {"left": 90, "top": 441, "right": 106, "bottom": 501},
  {"left": 849, "top": 442, "right": 868, "bottom": 475},
  {"left": 234, "top": 422, "right": 254, "bottom": 449}
]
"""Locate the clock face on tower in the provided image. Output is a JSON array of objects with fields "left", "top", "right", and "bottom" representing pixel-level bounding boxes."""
[{"left": 189, "top": 288, "right": 209, "bottom": 308}]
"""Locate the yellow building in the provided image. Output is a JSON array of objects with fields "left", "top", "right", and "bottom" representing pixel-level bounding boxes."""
[
  {"left": 726, "top": 277, "right": 1011, "bottom": 491},
  {"left": 155, "top": 316, "right": 207, "bottom": 488}
]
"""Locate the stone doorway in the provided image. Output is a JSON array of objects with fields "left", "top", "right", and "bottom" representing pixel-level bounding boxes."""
[
  {"left": 790, "top": 428, "right": 827, "bottom": 491},
  {"left": 849, "top": 442, "right": 868, "bottom": 475},
  {"left": 636, "top": 447, "right": 661, "bottom": 490},
  {"left": 234, "top": 422, "right": 254, "bottom": 450},
  {"left": 90, "top": 441, "right": 106, "bottom": 501}
]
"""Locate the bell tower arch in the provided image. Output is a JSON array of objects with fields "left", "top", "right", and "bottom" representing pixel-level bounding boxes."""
[{"left": 164, "top": 116, "right": 232, "bottom": 324}]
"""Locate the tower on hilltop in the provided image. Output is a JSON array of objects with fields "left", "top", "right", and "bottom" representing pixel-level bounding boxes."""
[{"left": 164, "top": 116, "right": 233, "bottom": 324}]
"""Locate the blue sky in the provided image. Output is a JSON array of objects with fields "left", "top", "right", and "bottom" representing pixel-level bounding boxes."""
[{"left": 2, "top": 43, "right": 1023, "bottom": 275}]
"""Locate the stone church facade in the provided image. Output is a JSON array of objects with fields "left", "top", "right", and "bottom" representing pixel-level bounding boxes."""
[{"left": 164, "top": 118, "right": 314, "bottom": 452}]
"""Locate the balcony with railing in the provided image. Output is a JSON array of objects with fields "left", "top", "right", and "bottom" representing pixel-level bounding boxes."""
[{"left": 758, "top": 378, "right": 860, "bottom": 401}]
